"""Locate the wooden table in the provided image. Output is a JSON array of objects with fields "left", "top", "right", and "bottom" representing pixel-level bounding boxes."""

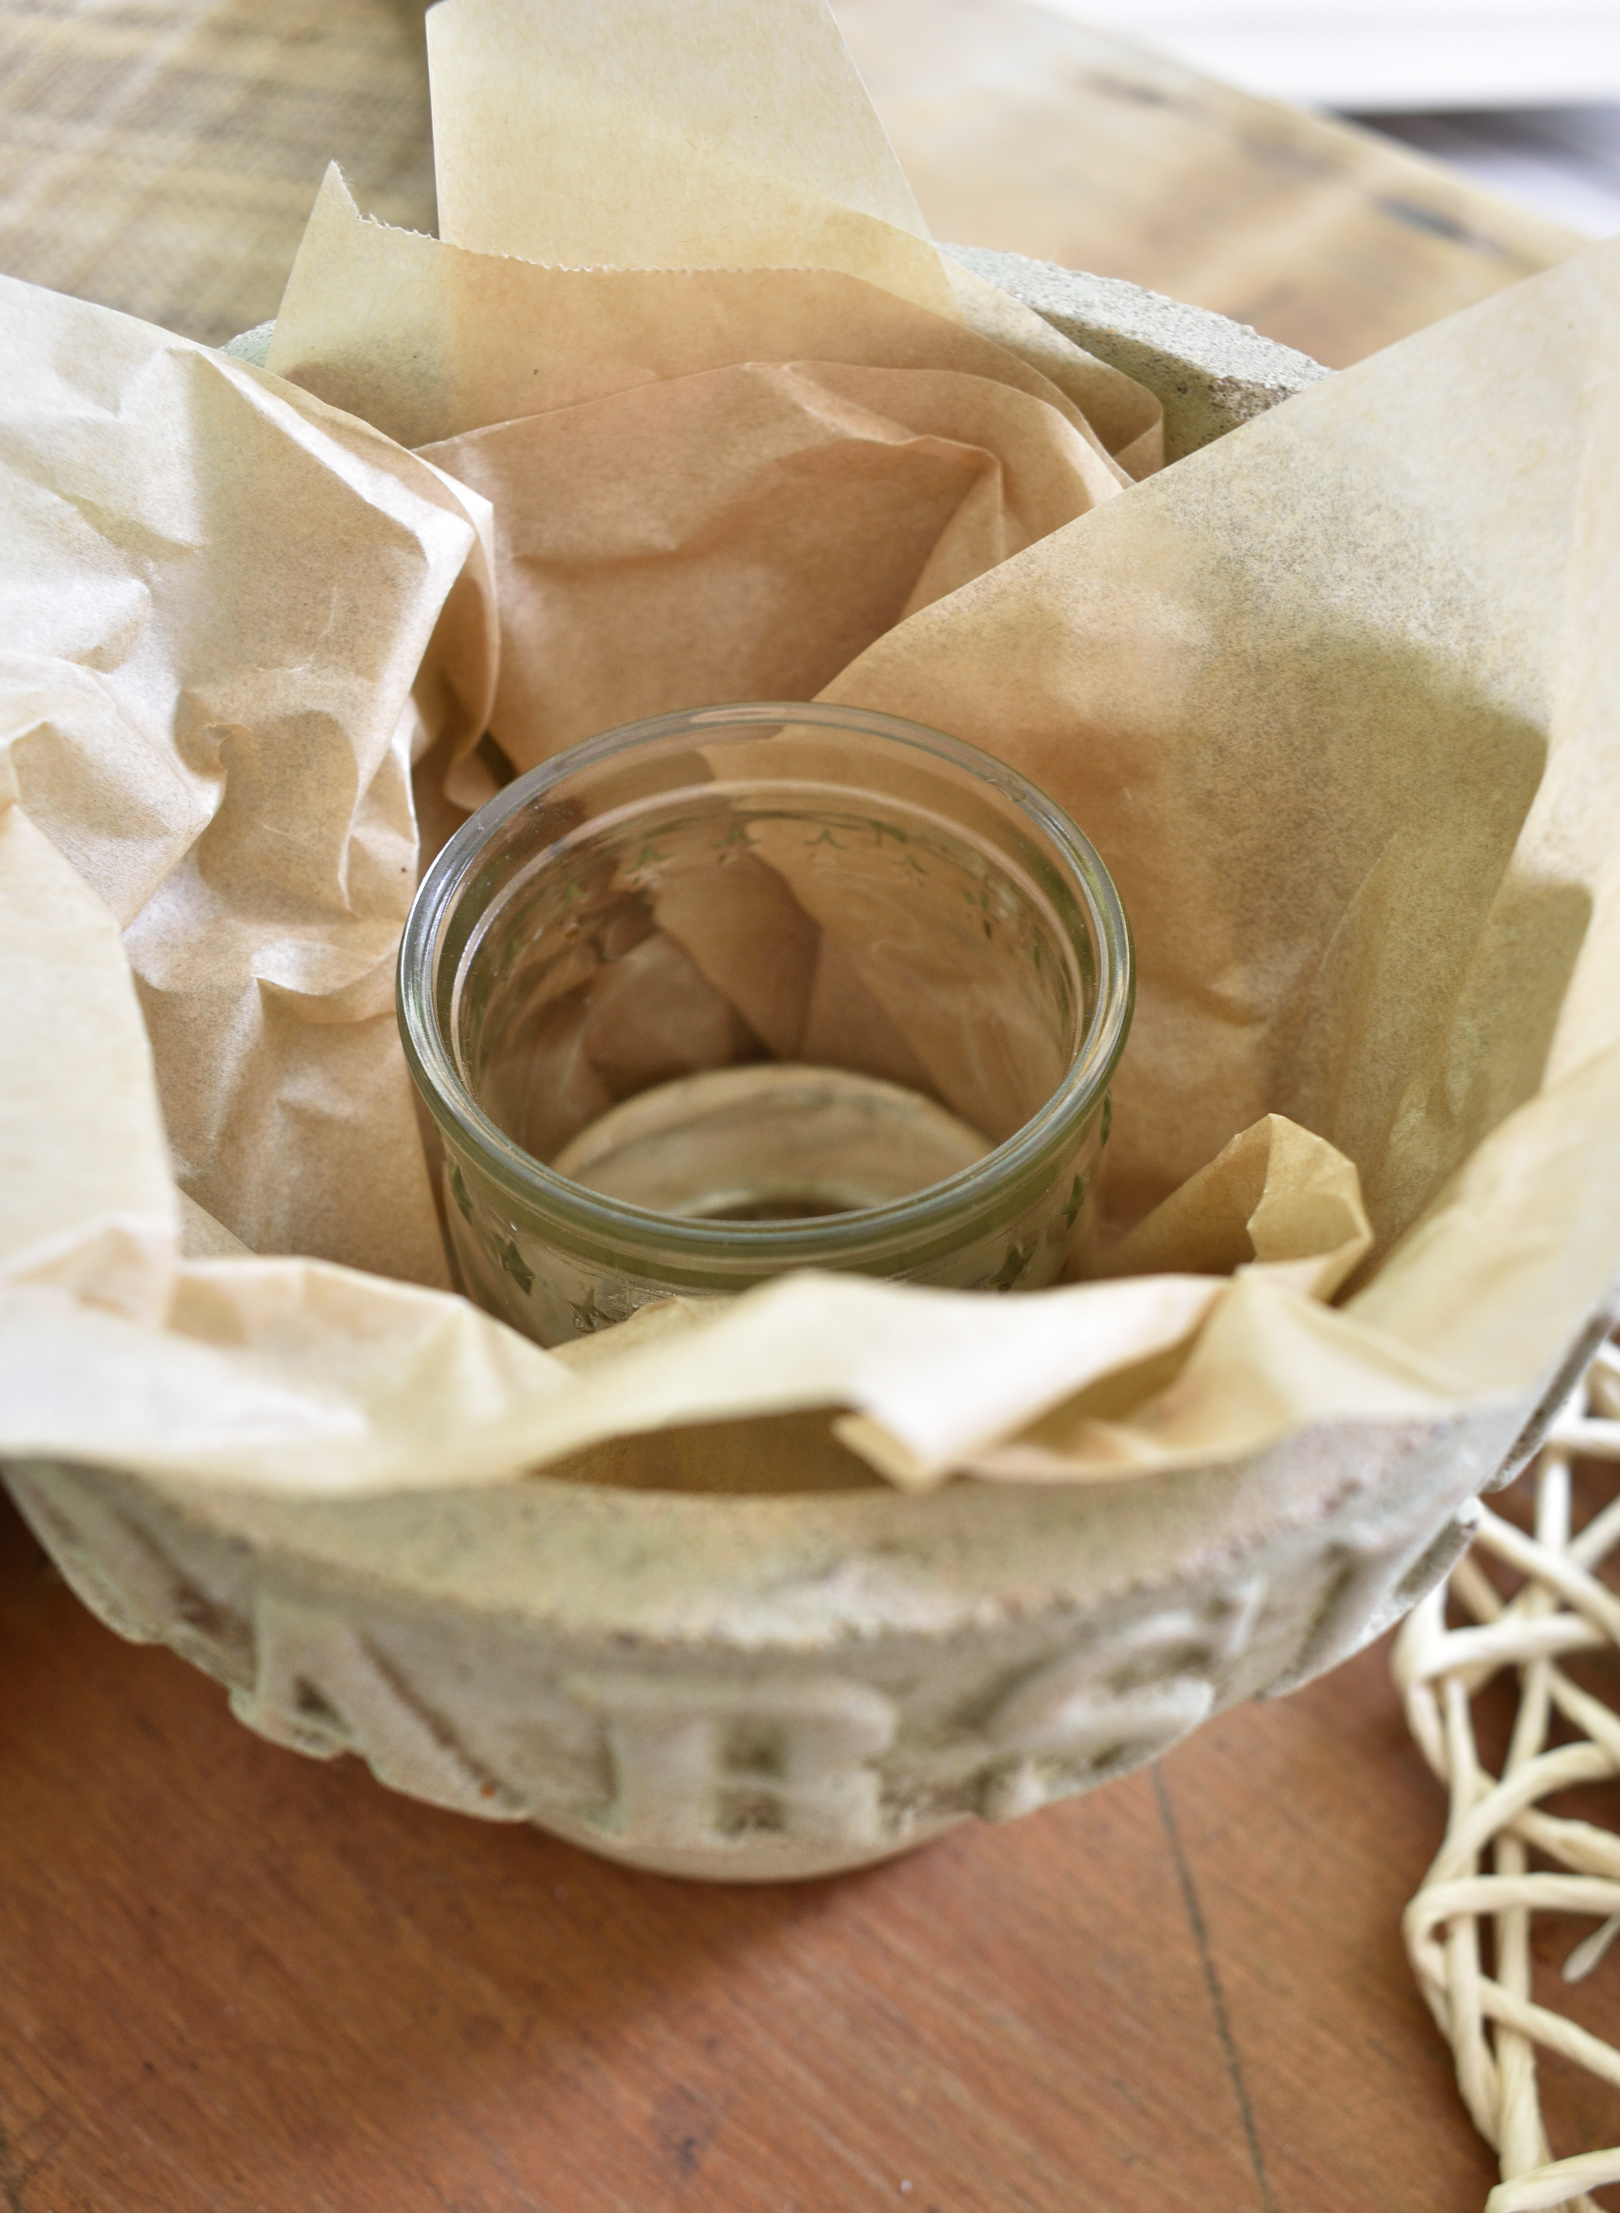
[
  {"left": 834, "top": 0, "right": 1583, "bottom": 368},
  {"left": 0, "top": 0, "right": 1583, "bottom": 361},
  {"left": 0, "top": 4, "right": 1610, "bottom": 2206},
  {"left": 0, "top": 1491, "right": 1515, "bottom": 2212}
]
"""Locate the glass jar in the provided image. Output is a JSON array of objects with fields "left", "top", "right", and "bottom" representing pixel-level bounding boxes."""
[{"left": 398, "top": 703, "right": 1133, "bottom": 1346}]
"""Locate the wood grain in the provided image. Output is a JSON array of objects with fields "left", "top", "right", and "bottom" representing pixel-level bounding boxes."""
[
  {"left": 0, "top": 1488, "right": 1516, "bottom": 2212},
  {"left": 0, "top": 0, "right": 436, "bottom": 346},
  {"left": 0, "top": 0, "right": 1585, "bottom": 364},
  {"left": 833, "top": 0, "right": 1584, "bottom": 366}
]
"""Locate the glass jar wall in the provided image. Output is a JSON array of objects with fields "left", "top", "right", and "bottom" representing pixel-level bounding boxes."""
[{"left": 398, "top": 703, "right": 1133, "bottom": 1346}]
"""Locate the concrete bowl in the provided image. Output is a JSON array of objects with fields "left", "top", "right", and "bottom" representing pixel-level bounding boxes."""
[{"left": 12, "top": 250, "right": 1557, "bottom": 1884}]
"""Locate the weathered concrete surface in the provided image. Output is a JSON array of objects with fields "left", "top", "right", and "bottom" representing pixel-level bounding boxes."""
[{"left": 946, "top": 241, "right": 1332, "bottom": 461}]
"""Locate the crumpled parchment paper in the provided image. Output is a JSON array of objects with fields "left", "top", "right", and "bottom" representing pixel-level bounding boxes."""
[{"left": 2, "top": 0, "right": 1618, "bottom": 1498}]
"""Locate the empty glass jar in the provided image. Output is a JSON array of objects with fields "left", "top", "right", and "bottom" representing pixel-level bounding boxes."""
[{"left": 398, "top": 703, "right": 1133, "bottom": 1345}]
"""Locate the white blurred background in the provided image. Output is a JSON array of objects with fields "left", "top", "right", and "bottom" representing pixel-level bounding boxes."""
[{"left": 1045, "top": 0, "right": 1620, "bottom": 233}]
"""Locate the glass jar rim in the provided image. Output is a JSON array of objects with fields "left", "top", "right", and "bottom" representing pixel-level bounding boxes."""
[{"left": 398, "top": 701, "right": 1135, "bottom": 1266}]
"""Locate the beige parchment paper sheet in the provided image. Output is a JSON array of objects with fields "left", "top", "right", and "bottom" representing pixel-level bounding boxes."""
[{"left": 2, "top": 0, "right": 1619, "bottom": 1498}]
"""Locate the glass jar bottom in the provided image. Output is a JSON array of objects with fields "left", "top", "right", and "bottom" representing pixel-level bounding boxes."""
[{"left": 549, "top": 1064, "right": 992, "bottom": 1221}]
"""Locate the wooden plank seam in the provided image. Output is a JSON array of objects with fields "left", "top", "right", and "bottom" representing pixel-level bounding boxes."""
[{"left": 1393, "top": 1340, "right": 1620, "bottom": 2213}]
